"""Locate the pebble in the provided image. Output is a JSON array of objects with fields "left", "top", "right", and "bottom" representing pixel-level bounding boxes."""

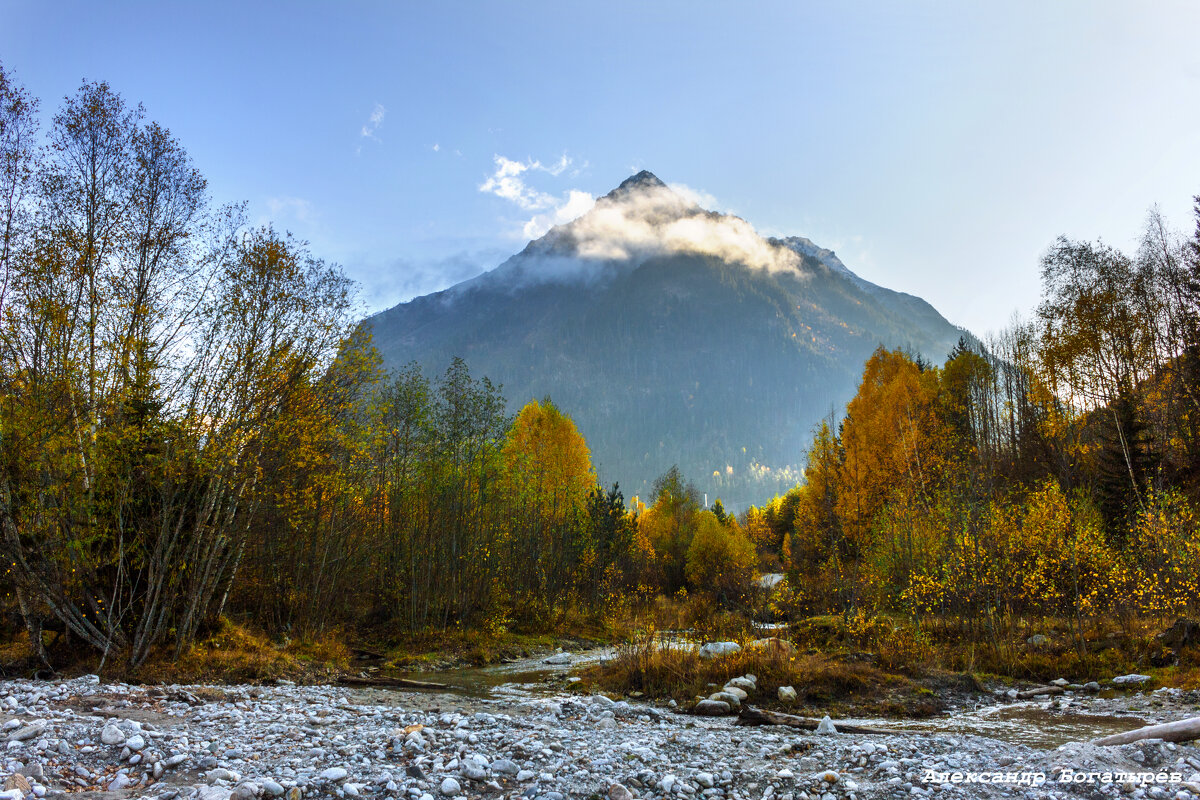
[{"left": 0, "top": 667, "right": 1189, "bottom": 800}]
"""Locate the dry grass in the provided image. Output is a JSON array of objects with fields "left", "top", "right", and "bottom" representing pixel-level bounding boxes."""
[{"left": 581, "top": 635, "right": 940, "bottom": 718}]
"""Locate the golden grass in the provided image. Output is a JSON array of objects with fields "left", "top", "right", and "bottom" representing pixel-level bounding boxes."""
[{"left": 580, "top": 635, "right": 940, "bottom": 717}]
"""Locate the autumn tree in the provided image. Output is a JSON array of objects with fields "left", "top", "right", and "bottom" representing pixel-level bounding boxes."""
[
  {"left": 501, "top": 397, "right": 595, "bottom": 615},
  {"left": 685, "top": 510, "right": 756, "bottom": 606}
]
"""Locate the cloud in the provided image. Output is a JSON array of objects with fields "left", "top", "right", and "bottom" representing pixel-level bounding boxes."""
[
  {"left": 361, "top": 103, "right": 386, "bottom": 139},
  {"left": 480, "top": 154, "right": 596, "bottom": 236},
  {"left": 360, "top": 249, "right": 506, "bottom": 310},
  {"left": 480, "top": 156, "right": 801, "bottom": 275},
  {"left": 263, "top": 196, "right": 317, "bottom": 227},
  {"left": 479, "top": 155, "right": 560, "bottom": 210},
  {"left": 522, "top": 189, "right": 595, "bottom": 239},
  {"left": 565, "top": 182, "right": 802, "bottom": 274}
]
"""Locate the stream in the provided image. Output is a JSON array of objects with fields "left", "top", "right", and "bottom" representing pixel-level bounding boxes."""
[{"left": 390, "top": 645, "right": 1151, "bottom": 750}]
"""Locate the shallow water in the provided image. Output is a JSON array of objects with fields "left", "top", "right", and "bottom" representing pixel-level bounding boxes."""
[
  {"left": 397, "top": 646, "right": 1150, "bottom": 750},
  {"left": 848, "top": 702, "right": 1148, "bottom": 749}
]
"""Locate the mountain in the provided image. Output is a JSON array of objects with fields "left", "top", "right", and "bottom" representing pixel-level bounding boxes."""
[{"left": 364, "top": 171, "right": 971, "bottom": 509}]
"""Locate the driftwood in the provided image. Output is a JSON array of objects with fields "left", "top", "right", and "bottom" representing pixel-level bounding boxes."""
[
  {"left": 737, "top": 706, "right": 903, "bottom": 735},
  {"left": 1015, "top": 686, "right": 1065, "bottom": 699},
  {"left": 1092, "top": 716, "right": 1200, "bottom": 746},
  {"left": 336, "top": 675, "right": 450, "bottom": 690}
]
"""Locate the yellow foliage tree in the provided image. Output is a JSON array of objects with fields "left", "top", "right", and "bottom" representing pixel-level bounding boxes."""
[{"left": 685, "top": 510, "right": 756, "bottom": 605}]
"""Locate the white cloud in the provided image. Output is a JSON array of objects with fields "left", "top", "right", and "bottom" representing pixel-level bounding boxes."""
[
  {"left": 480, "top": 155, "right": 558, "bottom": 210},
  {"left": 263, "top": 196, "right": 317, "bottom": 226},
  {"left": 432, "top": 143, "right": 440, "bottom": 152},
  {"left": 361, "top": 103, "right": 386, "bottom": 139},
  {"left": 522, "top": 189, "right": 595, "bottom": 238},
  {"left": 480, "top": 153, "right": 596, "bottom": 238},
  {"left": 566, "top": 182, "right": 802, "bottom": 273}
]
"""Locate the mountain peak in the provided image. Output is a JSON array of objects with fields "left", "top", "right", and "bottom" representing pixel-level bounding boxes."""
[
  {"left": 600, "top": 170, "right": 670, "bottom": 203},
  {"left": 618, "top": 170, "right": 666, "bottom": 191}
]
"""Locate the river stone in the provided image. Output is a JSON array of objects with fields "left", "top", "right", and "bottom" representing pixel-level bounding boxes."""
[
  {"left": 778, "top": 685, "right": 797, "bottom": 702},
  {"left": 694, "top": 699, "right": 732, "bottom": 716},
  {"left": 286, "top": 788, "right": 302, "bottom": 800},
  {"left": 608, "top": 784, "right": 633, "bottom": 800},
  {"left": 491, "top": 759, "right": 520, "bottom": 776},
  {"left": 726, "top": 676, "right": 756, "bottom": 693},
  {"left": 320, "top": 767, "right": 348, "bottom": 782},
  {"left": 231, "top": 783, "right": 258, "bottom": 800},
  {"left": 126, "top": 733, "right": 146, "bottom": 750},
  {"left": 262, "top": 780, "right": 285, "bottom": 797},
  {"left": 439, "top": 777, "right": 461, "bottom": 796},
  {"left": 698, "top": 641, "right": 740, "bottom": 659},
  {"left": 695, "top": 773, "right": 714, "bottom": 788},
  {"left": 1051, "top": 678, "right": 1069, "bottom": 687},
  {"left": 544, "top": 652, "right": 571, "bottom": 665},
  {"left": 3, "top": 775, "right": 31, "bottom": 795},
  {"left": 708, "top": 691, "right": 741, "bottom": 710},
  {"left": 101, "top": 724, "right": 126, "bottom": 745},
  {"left": 209, "top": 768, "right": 242, "bottom": 783},
  {"left": 1112, "top": 674, "right": 1151, "bottom": 685},
  {"left": 1084, "top": 681, "right": 1102, "bottom": 692},
  {"left": 7, "top": 722, "right": 44, "bottom": 742},
  {"left": 815, "top": 716, "right": 838, "bottom": 735},
  {"left": 721, "top": 685, "right": 748, "bottom": 700}
]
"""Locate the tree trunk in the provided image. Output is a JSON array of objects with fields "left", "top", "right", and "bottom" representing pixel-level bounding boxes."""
[{"left": 1092, "top": 717, "right": 1200, "bottom": 746}]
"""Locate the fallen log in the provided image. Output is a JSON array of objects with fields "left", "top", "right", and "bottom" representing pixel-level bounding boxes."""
[
  {"left": 1015, "top": 686, "right": 1065, "bottom": 699},
  {"left": 1092, "top": 716, "right": 1200, "bottom": 746},
  {"left": 737, "top": 706, "right": 903, "bottom": 735},
  {"left": 336, "top": 675, "right": 451, "bottom": 690}
]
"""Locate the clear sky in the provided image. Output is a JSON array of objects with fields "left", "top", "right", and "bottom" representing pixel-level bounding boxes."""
[{"left": 2, "top": 1, "right": 1198, "bottom": 336}]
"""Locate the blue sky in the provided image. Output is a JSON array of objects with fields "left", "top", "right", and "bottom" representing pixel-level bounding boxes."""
[{"left": 2, "top": 1, "right": 1199, "bottom": 336}]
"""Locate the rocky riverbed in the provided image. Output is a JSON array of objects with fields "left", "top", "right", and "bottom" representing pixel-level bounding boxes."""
[{"left": 0, "top": 675, "right": 1198, "bottom": 800}]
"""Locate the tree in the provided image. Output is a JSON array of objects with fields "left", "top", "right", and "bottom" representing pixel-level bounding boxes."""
[
  {"left": 501, "top": 397, "right": 595, "bottom": 611},
  {"left": 685, "top": 510, "right": 755, "bottom": 606},
  {"left": 638, "top": 466, "right": 701, "bottom": 593}
]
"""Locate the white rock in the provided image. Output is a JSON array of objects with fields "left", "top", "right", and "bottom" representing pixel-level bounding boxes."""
[
  {"left": 778, "top": 685, "right": 797, "bottom": 702},
  {"left": 815, "top": 716, "right": 838, "bottom": 735},
  {"left": 698, "top": 641, "right": 741, "bottom": 659},
  {"left": 726, "top": 676, "right": 756, "bottom": 692},
  {"left": 1112, "top": 674, "right": 1152, "bottom": 685},
  {"left": 439, "top": 778, "right": 461, "bottom": 796},
  {"left": 721, "top": 685, "right": 748, "bottom": 700},
  {"left": 101, "top": 725, "right": 126, "bottom": 746},
  {"left": 320, "top": 768, "right": 349, "bottom": 782}
]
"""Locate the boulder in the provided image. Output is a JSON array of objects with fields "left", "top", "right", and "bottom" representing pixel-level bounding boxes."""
[
  {"left": 1112, "top": 674, "right": 1151, "bottom": 685},
  {"left": 726, "top": 675, "right": 756, "bottom": 693},
  {"left": 815, "top": 715, "right": 838, "bottom": 734},
  {"left": 708, "top": 691, "right": 741, "bottom": 710},
  {"left": 720, "top": 685, "right": 748, "bottom": 701},
  {"left": 698, "top": 641, "right": 740, "bottom": 659},
  {"left": 1026, "top": 634, "right": 1050, "bottom": 648},
  {"left": 777, "top": 685, "right": 797, "bottom": 703},
  {"left": 693, "top": 699, "right": 732, "bottom": 716}
]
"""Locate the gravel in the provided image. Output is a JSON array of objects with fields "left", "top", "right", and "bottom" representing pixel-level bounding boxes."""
[{"left": 0, "top": 675, "right": 1196, "bottom": 800}]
